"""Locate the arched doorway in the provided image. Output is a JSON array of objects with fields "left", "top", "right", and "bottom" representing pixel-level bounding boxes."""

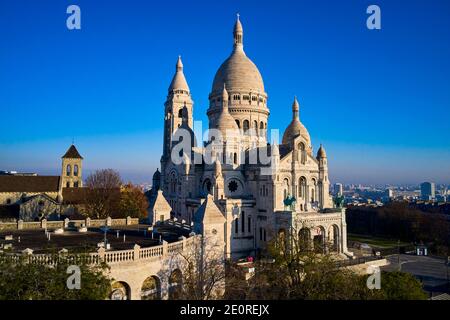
[
  {"left": 110, "top": 281, "right": 131, "bottom": 300},
  {"left": 298, "top": 228, "right": 311, "bottom": 252},
  {"left": 169, "top": 269, "right": 183, "bottom": 300},
  {"left": 328, "top": 225, "right": 340, "bottom": 253},
  {"left": 141, "top": 276, "right": 161, "bottom": 300},
  {"left": 313, "top": 226, "right": 326, "bottom": 253}
]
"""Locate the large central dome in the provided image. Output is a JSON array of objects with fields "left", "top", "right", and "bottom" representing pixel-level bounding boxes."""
[
  {"left": 211, "top": 49, "right": 265, "bottom": 95},
  {"left": 210, "top": 16, "right": 265, "bottom": 96}
]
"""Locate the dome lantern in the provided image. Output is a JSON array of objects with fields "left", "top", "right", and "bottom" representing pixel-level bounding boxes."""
[{"left": 233, "top": 13, "right": 244, "bottom": 50}]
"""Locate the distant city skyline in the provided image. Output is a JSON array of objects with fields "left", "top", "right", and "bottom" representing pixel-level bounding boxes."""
[{"left": 1, "top": 0, "right": 449, "bottom": 185}]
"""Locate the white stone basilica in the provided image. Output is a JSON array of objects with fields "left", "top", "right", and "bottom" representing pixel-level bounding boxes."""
[{"left": 152, "top": 16, "right": 350, "bottom": 259}]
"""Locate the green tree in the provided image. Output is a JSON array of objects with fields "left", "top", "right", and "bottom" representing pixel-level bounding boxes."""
[
  {"left": 0, "top": 254, "right": 111, "bottom": 300},
  {"left": 119, "top": 183, "right": 149, "bottom": 219},
  {"left": 379, "top": 271, "right": 428, "bottom": 300}
]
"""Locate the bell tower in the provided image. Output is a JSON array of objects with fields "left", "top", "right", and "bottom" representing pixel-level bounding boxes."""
[
  {"left": 61, "top": 144, "right": 83, "bottom": 188},
  {"left": 161, "top": 56, "right": 193, "bottom": 175}
]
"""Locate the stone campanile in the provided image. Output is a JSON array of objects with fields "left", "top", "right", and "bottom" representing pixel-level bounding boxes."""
[
  {"left": 61, "top": 144, "right": 83, "bottom": 188},
  {"left": 161, "top": 56, "right": 194, "bottom": 177}
]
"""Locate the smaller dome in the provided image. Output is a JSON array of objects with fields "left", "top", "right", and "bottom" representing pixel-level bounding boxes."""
[
  {"left": 282, "top": 97, "right": 311, "bottom": 146},
  {"left": 317, "top": 144, "right": 327, "bottom": 159},
  {"left": 282, "top": 120, "right": 311, "bottom": 146}
]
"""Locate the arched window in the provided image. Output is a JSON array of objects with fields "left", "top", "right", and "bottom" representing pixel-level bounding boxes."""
[
  {"left": 178, "top": 109, "right": 183, "bottom": 118},
  {"left": 74, "top": 165, "right": 79, "bottom": 176},
  {"left": 298, "top": 142, "right": 306, "bottom": 164},
  {"left": 235, "top": 119, "right": 240, "bottom": 128},
  {"left": 233, "top": 153, "right": 238, "bottom": 165},
  {"left": 311, "top": 179, "right": 317, "bottom": 203},
  {"left": 66, "top": 164, "right": 71, "bottom": 176},
  {"left": 170, "top": 173, "right": 177, "bottom": 194},
  {"left": 66, "top": 182, "right": 70, "bottom": 188},
  {"left": 299, "top": 177, "right": 307, "bottom": 198},
  {"left": 243, "top": 120, "right": 249, "bottom": 133},
  {"left": 259, "top": 121, "right": 264, "bottom": 136},
  {"left": 74, "top": 181, "right": 79, "bottom": 188},
  {"left": 253, "top": 120, "right": 258, "bottom": 135}
]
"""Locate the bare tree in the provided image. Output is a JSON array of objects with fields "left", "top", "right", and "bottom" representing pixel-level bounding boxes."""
[
  {"left": 173, "top": 235, "right": 226, "bottom": 300},
  {"left": 83, "top": 169, "right": 122, "bottom": 219}
]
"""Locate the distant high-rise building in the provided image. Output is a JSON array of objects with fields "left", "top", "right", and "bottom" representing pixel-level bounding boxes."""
[
  {"left": 420, "top": 182, "right": 435, "bottom": 200},
  {"left": 385, "top": 188, "right": 394, "bottom": 198},
  {"left": 334, "top": 183, "right": 343, "bottom": 196}
]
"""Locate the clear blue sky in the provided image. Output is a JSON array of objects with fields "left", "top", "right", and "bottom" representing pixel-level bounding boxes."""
[{"left": 0, "top": 0, "right": 449, "bottom": 185}]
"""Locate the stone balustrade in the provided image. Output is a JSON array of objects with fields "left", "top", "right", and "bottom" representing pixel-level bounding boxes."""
[
  {"left": 2, "top": 235, "right": 196, "bottom": 266},
  {"left": 0, "top": 216, "right": 139, "bottom": 232}
]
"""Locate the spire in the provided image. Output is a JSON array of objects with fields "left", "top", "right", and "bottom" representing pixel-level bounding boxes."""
[
  {"left": 176, "top": 55, "right": 183, "bottom": 71},
  {"left": 233, "top": 14, "right": 244, "bottom": 50},
  {"left": 214, "top": 158, "right": 222, "bottom": 178},
  {"left": 317, "top": 144, "right": 327, "bottom": 159},
  {"left": 168, "top": 56, "right": 190, "bottom": 93},
  {"left": 272, "top": 141, "right": 280, "bottom": 157},
  {"left": 292, "top": 96, "right": 299, "bottom": 120},
  {"left": 62, "top": 144, "right": 83, "bottom": 159},
  {"left": 222, "top": 84, "right": 229, "bottom": 110}
]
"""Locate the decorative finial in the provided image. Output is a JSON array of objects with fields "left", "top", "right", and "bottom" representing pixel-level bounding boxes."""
[
  {"left": 237, "top": 13, "right": 240, "bottom": 20},
  {"left": 176, "top": 55, "right": 183, "bottom": 71},
  {"left": 292, "top": 96, "right": 299, "bottom": 120}
]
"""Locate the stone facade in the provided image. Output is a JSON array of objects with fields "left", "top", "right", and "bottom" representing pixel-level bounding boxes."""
[{"left": 157, "top": 17, "right": 351, "bottom": 260}]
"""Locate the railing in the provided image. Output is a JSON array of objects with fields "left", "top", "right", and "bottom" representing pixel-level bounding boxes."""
[
  {"left": 103, "top": 250, "right": 134, "bottom": 263},
  {"left": 1, "top": 235, "right": 199, "bottom": 266},
  {"left": 140, "top": 245, "right": 164, "bottom": 259},
  {"left": 335, "top": 255, "right": 384, "bottom": 268}
]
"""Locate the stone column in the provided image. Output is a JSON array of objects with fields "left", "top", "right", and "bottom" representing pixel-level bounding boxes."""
[
  {"left": 106, "top": 216, "right": 112, "bottom": 227},
  {"left": 97, "top": 247, "right": 105, "bottom": 262},
  {"left": 341, "top": 208, "right": 349, "bottom": 254},
  {"left": 17, "top": 219, "right": 23, "bottom": 230},
  {"left": 133, "top": 244, "right": 141, "bottom": 261},
  {"left": 162, "top": 240, "right": 168, "bottom": 257},
  {"left": 64, "top": 218, "right": 69, "bottom": 228},
  {"left": 41, "top": 219, "right": 47, "bottom": 230},
  {"left": 126, "top": 216, "right": 132, "bottom": 226},
  {"left": 85, "top": 217, "right": 91, "bottom": 227}
]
